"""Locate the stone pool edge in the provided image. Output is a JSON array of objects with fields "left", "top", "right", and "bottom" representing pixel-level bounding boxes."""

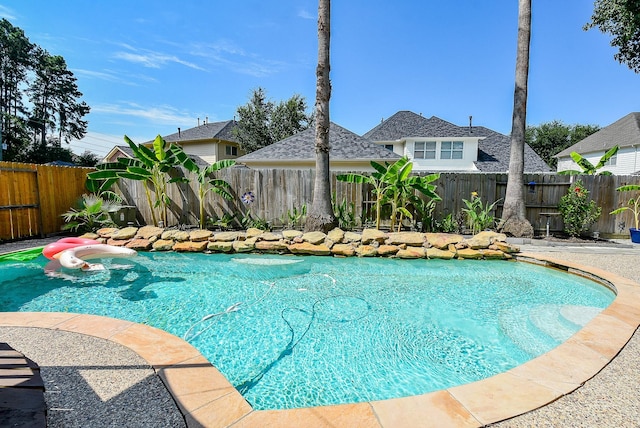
[{"left": 0, "top": 252, "right": 638, "bottom": 427}]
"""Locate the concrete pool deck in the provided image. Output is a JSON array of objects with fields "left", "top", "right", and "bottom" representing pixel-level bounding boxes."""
[{"left": 1, "top": 240, "right": 639, "bottom": 427}]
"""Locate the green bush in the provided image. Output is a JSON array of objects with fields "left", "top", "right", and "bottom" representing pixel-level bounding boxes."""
[{"left": 558, "top": 180, "right": 601, "bottom": 237}]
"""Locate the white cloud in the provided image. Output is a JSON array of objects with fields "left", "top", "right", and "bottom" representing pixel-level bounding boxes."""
[
  {"left": 190, "top": 40, "right": 284, "bottom": 77},
  {"left": 92, "top": 102, "right": 201, "bottom": 126},
  {"left": 298, "top": 9, "right": 315, "bottom": 20},
  {"left": 113, "top": 46, "right": 206, "bottom": 71},
  {"left": 0, "top": 5, "right": 17, "bottom": 20}
]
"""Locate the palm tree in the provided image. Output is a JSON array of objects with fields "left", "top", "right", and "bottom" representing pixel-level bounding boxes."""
[
  {"left": 500, "top": 0, "right": 534, "bottom": 237},
  {"left": 305, "top": 0, "right": 337, "bottom": 232}
]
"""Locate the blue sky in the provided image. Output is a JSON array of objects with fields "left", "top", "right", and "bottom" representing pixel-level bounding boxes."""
[{"left": 2, "top": 1, "right": 639, "bottom": 157}]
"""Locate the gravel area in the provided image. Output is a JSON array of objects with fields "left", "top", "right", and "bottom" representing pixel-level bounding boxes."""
[
  {"left": 1, "top": 238, "right": 639, "bottom": 427},
  {"left": 0, "top": 328, "right": 186, "bottom": 428},
  {"left": 494, "top": 246, "right": 640, "bottom": 427}
]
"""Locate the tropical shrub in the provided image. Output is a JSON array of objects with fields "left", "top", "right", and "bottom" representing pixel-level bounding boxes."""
[
  {"left": 558, "top": 180, "right": 601, "bottom": 237},
  {"left": 558, "top": 145, "right": 619, "bottom": 176},
  {"left": 61, "top": 194, "right": 121, "bottom": 233},
  {"left": 461, "top": 192, "right": 501, "bottom": 234},
  {"left": 610, "top": 184, "right": 640, "bottom": 230}
]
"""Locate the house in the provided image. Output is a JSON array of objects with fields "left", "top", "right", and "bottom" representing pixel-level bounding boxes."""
[
  {"left": 363, "top": 111, "right": 550, "bottom": 172},
  {"left": 102, "top": 119, "right": 243, "bottom": 165},
  {"left": 235, "top": 122, "right": 401, "bottom": 171},
  {"left": 555, "top": 112, "right": 640, "bottom": 175}
]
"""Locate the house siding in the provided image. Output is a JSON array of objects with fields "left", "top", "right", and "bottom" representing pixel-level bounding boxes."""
[
  {"left": 401, "top": 137, "right": 480, "bottom": 171},
  {"left": 557, "top": 146, "right": 640, "bottom": 175}
]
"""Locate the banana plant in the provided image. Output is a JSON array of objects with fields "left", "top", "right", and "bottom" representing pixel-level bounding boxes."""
[
  {"left": 87, "top": 135, "right": 188, "bottom": 226},
  {"left": 338, "top": 156, "right": 441, "bottom": 230},
  {"left": 558, "top": 145, "right": 619, "bottom": 175},
  {"left": 172, "top": 146, "right": 236, "bottom": 229}
]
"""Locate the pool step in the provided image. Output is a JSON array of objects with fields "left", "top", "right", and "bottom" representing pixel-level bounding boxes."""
[
  {"left": 499, "top": 305, "right": 601, "bottom": 357},
  {"left": 0, "top": 342, "right": 46, "bottom": 427}
]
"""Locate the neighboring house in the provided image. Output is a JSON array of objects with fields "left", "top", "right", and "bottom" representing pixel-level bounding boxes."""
[
  {"left": 102, "top": 120, "right": 243, "bottom": 165},
  {"left": 235, "top": 122, "right": 400, "bottom": 171},
  {"left": 363, "top": 110, "right": 550, "bottom": 172},
  {"left": 101, "top": 144, "right": 209, "bottom": 168},
  {"left": 555, "top": 112, "right": 640, "bottom": 175}
]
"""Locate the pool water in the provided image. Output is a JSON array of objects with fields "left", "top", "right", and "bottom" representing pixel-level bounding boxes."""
[{"left": 0, "top": 252, "right": 614, "bottom": 410}]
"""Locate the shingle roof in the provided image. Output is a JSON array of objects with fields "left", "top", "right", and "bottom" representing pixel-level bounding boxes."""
[
  {"left": 472, "top": 127, "right": 551, "bottom": 173},
  {"left": 555, "top": 112, "right": 640, "bottom": 157},
  {"left": 160, "top": 120, "right": 238, "bottom": 143},
  {"left": 236, "top": 122, "right": 401, "bottom": 161},
  {"left": 363, "top": 111, "right": 550, "bottom": 172},
  {"left": 111, "top": 145, "right": 209, "bottom": 168}
]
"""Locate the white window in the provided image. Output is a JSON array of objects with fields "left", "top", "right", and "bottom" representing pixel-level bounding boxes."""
[
  {"left": 225, "top": 145, "right": 238, "bottom": 156},
  {"left": 414, "top": 141, "right": 436, "bottom": 159},
  {"left": 384, "top": 144, "right": 394, "bottom": 151},
  {"left": 441, "top": 141, "right": 463, "bottom": 159}
]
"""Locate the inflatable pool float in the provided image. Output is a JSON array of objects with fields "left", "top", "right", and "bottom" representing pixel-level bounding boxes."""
[{"left": 43, "top": 238, "right": 137, "bottom": 272}]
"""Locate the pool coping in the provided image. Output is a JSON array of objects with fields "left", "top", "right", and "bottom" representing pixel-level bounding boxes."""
[{"left": 1, "top": 252, "right": 639, "bottom": 427}]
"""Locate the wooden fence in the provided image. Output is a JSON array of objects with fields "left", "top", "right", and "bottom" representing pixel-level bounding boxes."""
[
  {"left": 2, "top": 162, "right": 638, "bottom": 240},
  {"left": 114, "top": 169, "right": 640, "bottom": 238},
  {"left": 0, "top": 162, "right": 94, "bottom": 241}
]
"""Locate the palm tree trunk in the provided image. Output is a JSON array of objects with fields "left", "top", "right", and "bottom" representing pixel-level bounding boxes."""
[
  {"left": 305, "top": 0, "right": 337, "bottom": 232},
  {"left": 500, "top": 0, "right": 534, "bottom": 237}
]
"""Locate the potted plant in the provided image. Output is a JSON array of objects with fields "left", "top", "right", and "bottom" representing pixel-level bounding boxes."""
[{"left": 610, "top": 184, "right": 640, "bottom": 243}]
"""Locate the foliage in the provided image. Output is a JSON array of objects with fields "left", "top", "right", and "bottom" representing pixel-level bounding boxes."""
[
  {"left": 87, "top": 135, "right": 191, "bottom": 227},
  {"left": 610, "top": 184, "right": 640, "bottom": 230},
  {"left": 525, "top": 121, "right": 600, "bottom": 169},
  {"left": 174, "top": 150, "right": 236, "bottom": 229},
  {"left": 337, "top": 157, "right": 441, "bottom": 231},
  {"left": 461, "top": 193, "right": 502, "bottom": 234},
  {"left": 411, "top": 197, "right": 437, "bottom": 232},
  {"left": 585, "top": 0, "right": 640, "bottom": 72},
  {"left": 558, "top": 180, "right": 602, "bottom": 237},
  {"left": 233, "top": 87, "right": 312, "bottom": 153},
  {"left": 73, "top": 150, "right": 101, "bottom": 167},
  {"left": 558, "top": 145, "right": 619, "bottom": 176},
  {"left": 434, "top": 212, "right": 464, "bottom": 234},
  {"left": 208, "top": 213, "right": 236, "bottom": 231},
  {"left": 281, "top": 204, "right": 307, "bottom": 229},
  {"left": 0, "top": 18, "right": 90, "bottom": 162},
  {"left": 332, "top": 194, "right": 359, "bottom": 231},
  {"left": 61, "top": 194, "right": 121, "bottom": 233}
]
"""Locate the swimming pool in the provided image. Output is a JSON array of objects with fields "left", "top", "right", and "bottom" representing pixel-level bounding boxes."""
[{"left": 0, "top": 252, "right": 615, "bottom": 410}]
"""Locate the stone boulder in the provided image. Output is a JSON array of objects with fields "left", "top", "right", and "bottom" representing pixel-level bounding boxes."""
[
  {"left": 214, "top": 231, "right": 242, "bottom": 242},
  {"left": 331, "top": 243, "right": 355, "bottom": 257},
  {"left": 255, "top": 240, "right": 289, "bottom": 252},
  {"left": 208, "top": 241, "right": 233, "bottom": 253},
  {"left": 377, "top": 245, "right": 399, "bottom": 257},
  {"left": 125, "top": 238, "right": 152, "bottom": 251},
  {"left": 136, "top": 226, "right": 163, "bottom": 240},
  {"left": 258, "top": 232, "right": 282, "bottom": 241},
  {"left": 246, "top": 228, "right": 264, "bottom": 238},
  {"left": 111, "top": 227, "right": 138, "bottom": 240},
  {"left": 425, "top": 233, "right": 464, "bottom": 249},
  {"left": 288, "top": 242, "right": 331, "bottom": 256},
  {"left": 396, "top": 247, "right": 425, "bottom": 259},
  {"left": 282, "top": 230, "right": 303, "bottom": 240},
  {"left": 456, "top": 248, "right": 483, "bottom": 259},
  {"left": 327, "top": 228, "right": 344, "bottom": 244},
  {"left": 356, "top": 245, "right": 377, "bottom": 257},
  {"left": 481, "top": 249, "right": 509, "bottom": 259},
  {"left": 96, "top": 227, "right": 118, "bottom": 238},
  {"left": 189, "top": 229, "right": 213, "bottom": 242},
  {"left": 426, "top": 248, "right": 456, "bottom": 260},
  {"left": 361, "top": 228, "right": 387, "bottom": 244},
  {"left": 302, "top": 231, "right": 327, "bottom": 245},
  {"left": 152, "top": 239, "right": 175, "bottom": 251},
  {"left": 173, "top": 240, "right": 208, "bottom": 252},
  {"left": 465, "top": 231, "right": 507, "bottom": 249},
  {"left": 343, "top": 232, "right": 362, "bottom": 243},
  {"left": 106, "top": 238, "right": 129, "bottom": 247},
  {"left": 490, "top": 241, "right": 520, "bottom": 254},
  {"left": 162, "top": 230, "right": 190, "bottom": 242},
  {"left": 386, "top": 232, "right": 425, "bottom": 246},
  {"left": 233, "top": 238, "right": 257, "bottom": 253}
]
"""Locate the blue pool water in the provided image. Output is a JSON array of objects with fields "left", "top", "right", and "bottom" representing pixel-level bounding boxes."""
[{"left": 0, "top": 252, "right": 614, "bottom": 410}]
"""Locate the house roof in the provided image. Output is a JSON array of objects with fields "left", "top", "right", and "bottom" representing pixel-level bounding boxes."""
[
  {"left": 160, "top": 120, "right": 239, "bottom": 143},
  {"left": 555, "top": 112, "right": 640, "bottom": 157},
  {"left": 363, "top": 111, "right": 551, "bottom": 172},
  {"left": 364, "top": 111, "right": 477, "bottom": 140},
  {"left": 106, "top": 145, "right": 209, "bottom": 168},
  {"left": 236, "top": 122, "right": 401, "bottom": 162}
]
